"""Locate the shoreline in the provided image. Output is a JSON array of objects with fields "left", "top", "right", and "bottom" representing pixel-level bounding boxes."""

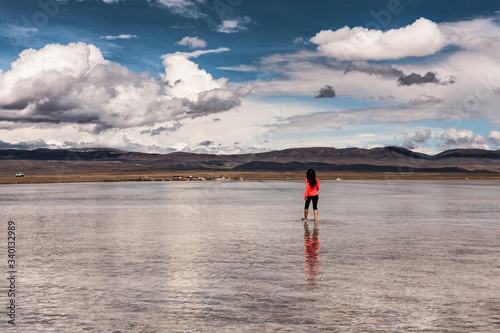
[{"left": 2, "top": 171, "right": 500, "bottom": 185}]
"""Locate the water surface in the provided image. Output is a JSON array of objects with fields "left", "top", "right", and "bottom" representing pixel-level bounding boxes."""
[{"left": 2, "top": 180, "right": 500, "bottom": 332}]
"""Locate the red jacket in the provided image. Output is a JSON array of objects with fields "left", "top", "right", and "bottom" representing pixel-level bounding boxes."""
[{"left": 304, "top": 178, "right": 319, "bottom": 199}]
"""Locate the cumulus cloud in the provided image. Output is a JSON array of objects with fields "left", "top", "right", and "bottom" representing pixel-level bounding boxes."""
[
  {"left": 311, "top": 18, "right": 446, "bottom": 61},
  {"left": 435, "top": 127, "right": 489, "bottom": 149},
  {"left": 410, "top": 128, "right": 432, "bottom": 144},
  {"left": 314, "top": 85, "right": 336, "bottom": 98},
  {"left": 489, "top": 130, "right": 500, "bottom": 146},
  {"left": 177, "top": 36, "right": 207, "bottom": 48},
  {"left": 160, "top": 48, "right": 232, "bottom": 101},
  {"left": 217, "top": 17, "right": 251, "bottom": 33},
  {"left": 100, "top": 34, "right": 138, "bottom": 40},
  {"left": 401, "top": 139, "right": 415, "bottom": 150},
  {"left": 0, "top": 43, "right": 248, "bottom": 133}
]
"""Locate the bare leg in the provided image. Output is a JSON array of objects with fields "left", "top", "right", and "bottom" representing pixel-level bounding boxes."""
[
  {"left": 314, "top": 209, "right": 318, "bottom": 222},
  {"left": 304, "top": 208, "right": 308, "bottom": 221}
]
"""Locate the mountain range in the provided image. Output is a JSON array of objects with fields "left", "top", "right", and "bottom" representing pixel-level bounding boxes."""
[{"left": 1, "top": 146, "right": 499, "bottom": 174}]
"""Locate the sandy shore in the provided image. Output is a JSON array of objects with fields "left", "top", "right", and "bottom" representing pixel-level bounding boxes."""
[{"left": 2, "top": 171, "right": 500, "bottom": 185}]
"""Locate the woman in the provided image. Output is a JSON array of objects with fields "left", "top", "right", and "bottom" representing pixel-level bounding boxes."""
[{"left": 304, "top": 169, "right": 319, "bottom": 222}]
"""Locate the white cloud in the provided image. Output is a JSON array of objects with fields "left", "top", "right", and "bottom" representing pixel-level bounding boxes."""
[
  {"left": 160, "top": 48, "right": 233, "bottom": 101},
  {"left": 489, "top": 130, "right": 500, "bottom": 146},
  {"left": 177, "top": 36, "right": 207, "bottom": 49},
  {"left": 3, "top": 16, "right": 500, "bottom": 154},
  {"left": 153, "top": 0, "right": 206, "bottom": 19},
  {"left": 0, "top": 24, "right": 38, "bottom": 38},
  {"left": 217, "top": 17, "right": 251, "bottom": 33},
  {"left": 293, "top": 37, "right": 309, "bottom": 45},
  {"left": 170, "top": 47, "right": 229, "bottom": 59},
  {"left": 174, "top": 17, "right": 500, "bottom": 153},
  {"left": 310, "top": 17, "right": 445, "bottom": 60},
  {"left": 0, "top": 43, "right": 247, "bottom": 133},
  {"left": 435, "top": 127, "right": 489, "bottom": 149},
  {"left": 226, "top": 17, "right": 500, "bottom": 134},
  {"left": 217, "top": 64, "right": 259, "bottom": 72},
  {"left": 401, "top": 139, "right": 415, "bottom": 150},
  {"left": 411, "top": 128, "right": 432, "bottom": 143},
  {"left": 401, "top": 128, "right": 433, "bottom": 150},
  {"left": 440, "top": 18, "right": 500, "bottom": 51},
  {"left": 100, "top": 34, "right": 138, "bottom": 40},
  {"left": 408, "top": 94, "right": 444, "bottom": 107}
]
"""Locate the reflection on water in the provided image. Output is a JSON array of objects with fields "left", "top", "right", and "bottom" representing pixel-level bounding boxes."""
[{"left": 304, "top": 221, "right": 321, "bottom": 289}]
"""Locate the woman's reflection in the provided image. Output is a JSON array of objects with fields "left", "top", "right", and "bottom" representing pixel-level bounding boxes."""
[{"left": 304, "top": 221, "right": 321, "bottom": 289}]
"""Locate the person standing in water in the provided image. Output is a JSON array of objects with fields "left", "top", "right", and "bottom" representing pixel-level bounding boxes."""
[{"left": 304, "top": 169, "right": 319, "bottom": 222}]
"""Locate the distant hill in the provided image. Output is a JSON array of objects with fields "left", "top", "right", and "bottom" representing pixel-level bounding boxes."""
[{"left": 0, "top": 146, "right": 499, "bottom": 174}]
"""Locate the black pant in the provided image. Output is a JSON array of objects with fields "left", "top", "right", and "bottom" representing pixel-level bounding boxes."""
[{"left": 305, "top": 195, "right": 318, "bottom": 210}]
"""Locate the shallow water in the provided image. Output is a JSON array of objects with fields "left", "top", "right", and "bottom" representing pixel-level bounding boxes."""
[{"left": 2, "top": 180, "right": 500, "bottom": 332}]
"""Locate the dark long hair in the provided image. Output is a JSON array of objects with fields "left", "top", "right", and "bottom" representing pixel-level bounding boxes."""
[{"left": 306, "top": 169, "right": 316, "bottom": 187}]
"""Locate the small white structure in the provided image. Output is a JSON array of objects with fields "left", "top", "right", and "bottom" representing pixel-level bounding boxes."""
[{"left": 16, "top": 172, "right": 24, "bottom": 177}]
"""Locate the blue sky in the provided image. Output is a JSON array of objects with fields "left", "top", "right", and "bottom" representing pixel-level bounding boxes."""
[{"left": 0, "top": 0, "right": 499, "bottom": 154}]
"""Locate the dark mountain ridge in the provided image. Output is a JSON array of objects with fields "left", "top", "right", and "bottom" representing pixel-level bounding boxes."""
[{"left": 1, "top": 146, "right": 499, "bottom": 173}]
